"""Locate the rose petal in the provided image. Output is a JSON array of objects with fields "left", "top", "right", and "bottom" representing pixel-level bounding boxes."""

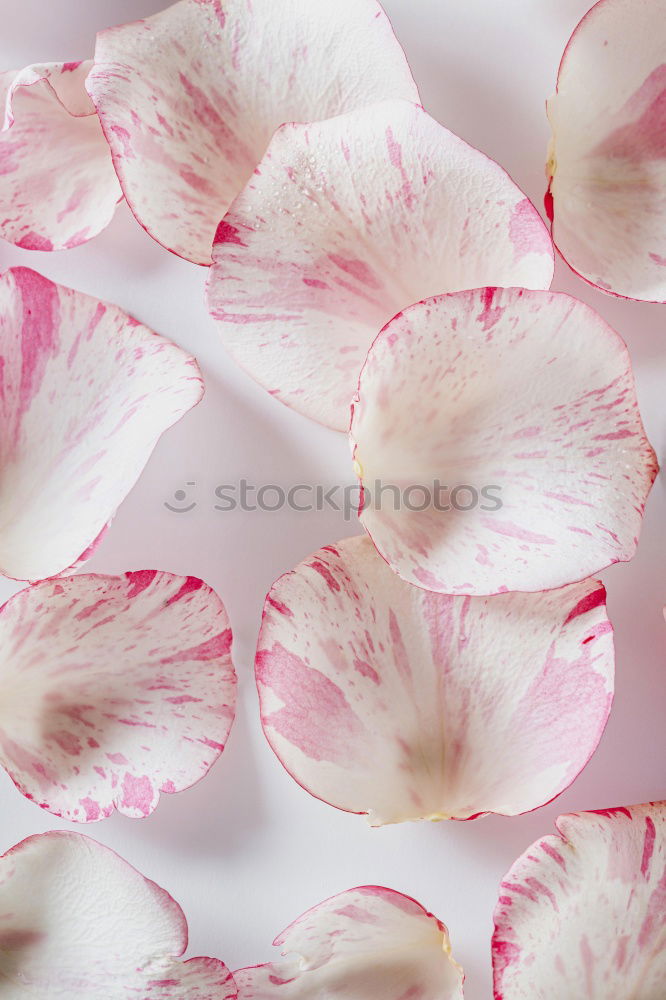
[
  {"left": 351, "top": 287, "right": 657, "bottom": 595},
  {"left": 87, "top": 0, "right": 419, "bottom": 264},
  {"left": 208, "top": 100, "right": 554, "bottom": 430},
  {"left": 0, "top": 61, "right": 121, "bottom": 251},
  {"left": 492, "top": 802, "right": 666, "bottom": 998},
  {"left": 234, "top": 885, "right": 463, "bottom": 999},
  {"left": 0, "top": 831, "right": 237, "bottom": 997},
  {"left": 0, "top": 267, "right": 203, "bottom": 581},
  {"left": 547, "top": 0, "right": 666, "bottom": 301},
  {"left": 0, "top": 570, "right": 236, "bottom": 821},
  {"left": 256, "top": 535, "right": 613, "bottom": 824}
]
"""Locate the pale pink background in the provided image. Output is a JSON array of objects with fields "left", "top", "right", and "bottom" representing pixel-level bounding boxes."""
[{"left": 0, "top": 2, "right": 664, "bottom": 997}]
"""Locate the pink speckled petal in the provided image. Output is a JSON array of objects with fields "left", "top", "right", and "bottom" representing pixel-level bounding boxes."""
[
  {"left": 87, "top": 0, "right": 419, "bottom": 265},
  {"left": 0, "top": 831, "right": 237, "bottom": 997},
  {"left": 256, "top": 535, "right": 614, "bottom": 825},
  {"left": 235, "top": 885, "right": 463, "bottom": 999},
  {"left": 493, "top": 802, "right": 666, "bottom": 999},
  {"left": 208, "top": 100, "right": 554, "bottom": 430},
  {"left": 0, "top": 61, "right": 121, "bottom": 251},
  {"left": 0, "top": 570, "right": 236, "bottom": 822},
  {"left": 351, "top": 288, "right": 657, "bottom": 595},
  {"left": 547, "top": 0, "right": 666, "bottom": 302},
  {"left": 0, "top": 267, "right": 203, "bottom": 581}
]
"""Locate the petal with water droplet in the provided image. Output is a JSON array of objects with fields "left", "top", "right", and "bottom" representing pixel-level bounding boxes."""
[{"left": 208, "top": 100, "right": 553, "bottom": 430}]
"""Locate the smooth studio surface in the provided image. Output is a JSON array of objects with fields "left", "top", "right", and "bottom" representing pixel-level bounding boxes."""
[{"left": 0, "top": 2, "right": 664, "bottom": 997}]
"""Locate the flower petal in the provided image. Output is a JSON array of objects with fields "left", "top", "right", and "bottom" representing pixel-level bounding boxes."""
[
  {"left": 234, "top": 885, "right": 463, "bottom": 999},
  {"left": 256, "top": 535, "right": 613, "bottom": 824},
  {"left": 208, "top": 100, "right": 554, "bottom": 430},
  {"left": 87, "top": 0, "right": 419, "bottom": 265},
  {"left": 0, "top": 267, "right": 203, "bottom": 581},
  {"left": 0, "top": 831, "right": 237, "bottom": 997},
  {"left": 351, "top": 288, "right": 657, "bottom": 595},
  {"left": 547, "top": 0, "right": 666, "bottom": 301},
  {"left": 0, "top": 570, "right": 236, "bottom": 821},
  {"left": 492, "top": 802, "right": 666, "bottom": 998},
  {"left": 0, "top": 61, "right": 121, "bottom": 251}
]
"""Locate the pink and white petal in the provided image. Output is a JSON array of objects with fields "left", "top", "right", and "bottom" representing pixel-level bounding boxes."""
[
  {"left": 235, "top": 886, "right": 463, "bottom": 999},
  {"left": 0, "top": 61, "right": 121, "bottom": 251},
  {"left": 87, "top": 0, "right": 419, "bottom": 265},
  {"left": 0, "top": 267, "right": 203, "bottom": 582},
  {"left": 1, "top": 62, "right": 96, "bottom": 125},
  {"left": 351, "top": 288, "right": 658, "bottom": 596},
  {"left": 0, "top": 570, "right": 236, "bottom": 822},
  {"left": 493, "top": 802, "right": 666, "bottom": 999},
  {"left": 256, "top": 535, "right": 613, "bottom": 824},
  {"left": 547, "top": 0, "right": 666, "bottom": 301},
  {"left": 208, "top": 100, "right": 554, "bottom": 430},
  {"left": 0, "top": 831, "right": 237, "bottom": 997}
]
